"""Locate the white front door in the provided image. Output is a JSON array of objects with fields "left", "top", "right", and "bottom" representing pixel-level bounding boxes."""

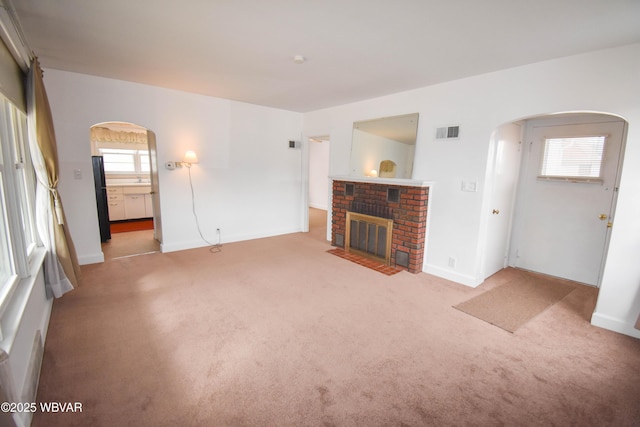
[{"left": 510, "top": 116, "right": 625, "bottom": 286}]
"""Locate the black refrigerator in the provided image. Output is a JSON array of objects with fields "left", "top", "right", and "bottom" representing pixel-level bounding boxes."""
[{"left": 92, "top": 156, "right": 111, "bottom": 242}]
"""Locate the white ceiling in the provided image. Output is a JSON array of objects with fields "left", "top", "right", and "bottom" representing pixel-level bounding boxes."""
[{"left": 11, "top": 0, "right": 640, "bottom": 112}]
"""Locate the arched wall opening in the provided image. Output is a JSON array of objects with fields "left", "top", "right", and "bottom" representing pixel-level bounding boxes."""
[
  {"left": 480, "top": 109, "right": 628, "bottom": 315},
  {"left": 89, "top": 121, "right": 162, "bottom": 259}
]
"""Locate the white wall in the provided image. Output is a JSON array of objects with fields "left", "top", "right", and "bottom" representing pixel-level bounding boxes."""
[
  {"left": 303, "top": 43, "right": 640, "bottom": 338},
  {"left": 308, "top": 139, "right": 330, "bottom": 210},
  {"left": 44, "top": 69, "right": 304, "bottom": 260}
]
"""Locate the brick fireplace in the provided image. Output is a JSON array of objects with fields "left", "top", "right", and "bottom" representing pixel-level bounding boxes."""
[{"left": 331, "top": 177, "right": 431, "bottom": 274}]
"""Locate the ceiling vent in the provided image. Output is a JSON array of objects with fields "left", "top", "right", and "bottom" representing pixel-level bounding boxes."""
[{"left": 436, "top": 126, "right": 460, "bottom": 140}]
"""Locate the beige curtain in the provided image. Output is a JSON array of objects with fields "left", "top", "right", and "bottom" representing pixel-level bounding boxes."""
[{"left": 26, "top": 58, "right": 80, "bottom": 297}]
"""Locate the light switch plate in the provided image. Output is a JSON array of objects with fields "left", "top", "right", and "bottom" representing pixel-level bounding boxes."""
[{"left": 461, "top": 180, "right": 477, "bottom": 192}]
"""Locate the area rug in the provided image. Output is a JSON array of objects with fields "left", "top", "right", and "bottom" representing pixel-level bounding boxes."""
[{"left": 453, "top": 276, "right": 576, "bottom": 333}]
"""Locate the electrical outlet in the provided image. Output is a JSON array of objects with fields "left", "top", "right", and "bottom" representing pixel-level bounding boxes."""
[{"left": 448, "top": 257, "right": 456, "bottom": 268}]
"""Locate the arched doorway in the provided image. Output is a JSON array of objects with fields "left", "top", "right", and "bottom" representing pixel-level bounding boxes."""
[
  {"left": 482, "top": 111, "right": 627, "bottom": 287},
  {"left": 89, "top": 121, "right": 161, "bottom": 259}
]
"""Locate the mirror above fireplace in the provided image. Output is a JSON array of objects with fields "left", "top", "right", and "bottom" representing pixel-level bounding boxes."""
[{"left": 349, "top": 113, "right": 419, "bottom": 179}]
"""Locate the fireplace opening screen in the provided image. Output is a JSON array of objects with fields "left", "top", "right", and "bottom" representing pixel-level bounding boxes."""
[{"left": 345, "top": 212, "right": 393, "bottom": 265}]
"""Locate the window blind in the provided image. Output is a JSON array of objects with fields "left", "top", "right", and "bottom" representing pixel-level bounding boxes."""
[{"left": 540, "top": 136, "right": 606, "bottom": 179}]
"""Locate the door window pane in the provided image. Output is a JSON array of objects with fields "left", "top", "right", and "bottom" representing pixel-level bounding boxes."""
[{"left": 540, "top": 136, "right": 606, "bottom": 179}]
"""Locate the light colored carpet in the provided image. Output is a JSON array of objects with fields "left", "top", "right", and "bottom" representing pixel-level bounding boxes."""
[
  {"left": 32, "top": 212, "right": 640, "bottom": 426},
  {"left": 453, "top": 274, "right": 577, "bottom": 333}
]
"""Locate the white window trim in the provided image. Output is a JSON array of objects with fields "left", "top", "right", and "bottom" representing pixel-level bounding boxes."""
[
  {"left": 0, "top": 101, "right": 28, "bottom": 278},
  {"left": 0, "top": 97, "right": 42, "bottom": 338}
]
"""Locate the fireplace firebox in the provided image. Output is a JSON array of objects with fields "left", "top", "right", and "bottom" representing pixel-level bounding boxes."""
[{"left": 346, "top": 212, "right": 393, "bottom": 265}]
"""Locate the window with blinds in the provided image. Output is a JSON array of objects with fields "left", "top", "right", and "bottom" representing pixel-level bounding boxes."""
[
  {"left": 539, "top": 135, "right": 606, "bottom": 181},
  {"left": 99, "top": 148, "right": 150, "bottom": 174}
]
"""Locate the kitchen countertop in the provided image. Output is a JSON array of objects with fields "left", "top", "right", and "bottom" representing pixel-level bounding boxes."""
[{"left": 106, "top": 182, "right": 151, "bottom": 187}]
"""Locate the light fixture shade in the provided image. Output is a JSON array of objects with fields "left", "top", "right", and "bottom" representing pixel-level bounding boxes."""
[{"left": 183, "top": 150, "right": 199, "bottom": 164}]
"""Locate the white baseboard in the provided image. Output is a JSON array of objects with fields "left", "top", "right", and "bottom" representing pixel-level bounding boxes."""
[
  {"left": 309, "top": 203, "right": 328, "bottom": 210},
  {"left": 160, "top": 239, "right": 211, "bottom": 253},
  {"left": 161, "top": 227, "right": 303, "bottom": 253},
  {"left": 78, "top": 252, "right": 104, "bottom": 265},
  {"left": 591, "top": 312, "right": 640, "bottom": 339},
  {"left": 423, "top": 264, "right": 481, "bottom": 288}
]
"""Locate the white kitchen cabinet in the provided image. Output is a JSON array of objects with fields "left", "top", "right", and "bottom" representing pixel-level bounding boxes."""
[
  {"left": 124, "top": 194, "right": 147, "bottom": 219},
  {"left": 123, "top": 186, "right": 152, "bottom": 219},
  {"left": 107, "top": 186, "right": 152, "bottom": 220},
  {"left": 144, "top": 193, "right": 153, "bottom": 217},
  {"left": 107, "top": 187, "right": 125, "bottom": 221}
]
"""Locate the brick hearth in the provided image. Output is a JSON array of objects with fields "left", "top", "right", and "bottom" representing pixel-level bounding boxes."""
[{"left": 331, "top": 178, "right": 429, "bottom": 274}]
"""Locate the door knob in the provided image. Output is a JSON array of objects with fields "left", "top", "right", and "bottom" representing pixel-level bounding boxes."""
[
  {"left": 599, "top": 214, "right": 608, "bottom": 220},
  {"left": 492, "top": 209, "right": 500, "bottom": 215}
]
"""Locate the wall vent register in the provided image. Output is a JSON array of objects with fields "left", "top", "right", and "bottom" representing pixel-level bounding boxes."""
[{"left": 436, "top": 125, "right": 460, "bottom": 140}]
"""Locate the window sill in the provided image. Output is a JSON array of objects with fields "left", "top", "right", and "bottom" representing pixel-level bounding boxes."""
[
  {"left": 0, "top": 247, "right": 46, "bottom": 352},
  {"left": 537, "top": 176, "right": 603, "bottom": 184}
]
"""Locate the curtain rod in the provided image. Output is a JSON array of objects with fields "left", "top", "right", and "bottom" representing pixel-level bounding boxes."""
[{"left": 0, "top": 0, "right": 33, "bottom": 72}]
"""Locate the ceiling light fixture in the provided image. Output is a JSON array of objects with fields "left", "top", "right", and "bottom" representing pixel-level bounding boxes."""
[{"left": 293, "top": 55, "right": 306, "bottom": 64}]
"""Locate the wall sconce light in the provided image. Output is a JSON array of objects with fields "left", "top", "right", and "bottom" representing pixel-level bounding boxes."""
[
  {"left": 181, "top": 150, "right": 199, "bottom": 168},
  {"left": 166, "top": 150, "right": 199, "bottom": 170}
]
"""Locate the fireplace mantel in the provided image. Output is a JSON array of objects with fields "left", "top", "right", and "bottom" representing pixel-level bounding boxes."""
[{"left": 330, "top": 175, "right": 433, "bottom": 188}]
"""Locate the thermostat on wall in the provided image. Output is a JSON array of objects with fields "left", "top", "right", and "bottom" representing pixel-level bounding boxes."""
[{"left": 288, "top": 140, "right": 300, "bottom": 149}]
